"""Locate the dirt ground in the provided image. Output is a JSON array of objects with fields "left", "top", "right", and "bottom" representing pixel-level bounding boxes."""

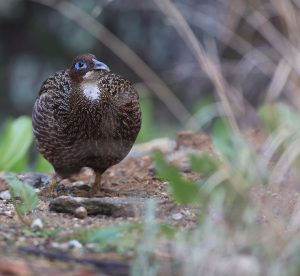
[{"left": 0, "top": 130, "right": 284, "bottom": 276}]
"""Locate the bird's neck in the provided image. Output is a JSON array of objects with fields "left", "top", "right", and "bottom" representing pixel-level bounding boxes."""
[
  {"left": 69, "top": 80, "right": 102, "bottom": 110},
  {"left": 80, "top": 80, "right": 101, "bottom": 102}
]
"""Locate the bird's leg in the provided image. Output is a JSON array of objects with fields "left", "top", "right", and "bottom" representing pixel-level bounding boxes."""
[{"left": 91, "top": 172, "right": 102, "bottom": 196}]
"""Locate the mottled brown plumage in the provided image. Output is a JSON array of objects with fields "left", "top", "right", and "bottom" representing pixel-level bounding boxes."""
[{"left": 32, "top": 54, "right": 141, "bottom": 194}]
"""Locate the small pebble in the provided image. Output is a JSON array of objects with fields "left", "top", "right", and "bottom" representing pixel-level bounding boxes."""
[
  {"left": 31, "top": 218, "right": 43, "bottom": 230},
  {"left": 0, "top": 191, "right": 11, "bottom": 200},
  {"left": 4, "top": 211, "right": 14, "bottom": 218},
  {"left": 51, "top": 242, "right": 68, "bottom": 251},
  {"left": 68, "top": 240, "right": 83, "bottom": 249},
  {"left": 172, "top": 212, "right": 183, "bottom": 220},
  {"left": 74, "top": 206, "right": 88, "bottom": 219}
]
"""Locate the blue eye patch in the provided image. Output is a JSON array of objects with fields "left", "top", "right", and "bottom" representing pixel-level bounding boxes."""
[{"left": 74, "top": 61, "right": 87, "bottom": 70}]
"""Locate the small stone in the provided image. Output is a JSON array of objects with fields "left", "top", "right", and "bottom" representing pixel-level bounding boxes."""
[
  {"left": 51, "top": 242, "right": 68, "bottom": 251},
  {"left": 68, "top": 240, "right": 83, "bottom": 250},
  {"left": 74, "top": 206, "right": 88, "bottom": 219},
  {"left": 33, "top": 240, "right": 40, "bottom": 246},
  {"left": 4, "top": 211, "right": 14, "bottom": 218},
  {"left": 172, "top": 212, "right": 183, "bottom": 220},
  {"left": 0, "top": 191, "right": 11, "bottom": 200},
  {"left": 128, "top": 138, "right": 176, "bottom": 158},
  {"left": 18, "top": 173, "right": 50, "bottom": 188},
  {"left": 31, "top": 218, "right": 43, "bottom": 230}
]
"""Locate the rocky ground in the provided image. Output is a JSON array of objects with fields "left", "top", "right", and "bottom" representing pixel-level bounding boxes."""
[
  {"left": 1, "top": 129, "right": 296, "bottom": 276},
  {"left": 0, "top": 131, "right": 210, "bottom": 276}
]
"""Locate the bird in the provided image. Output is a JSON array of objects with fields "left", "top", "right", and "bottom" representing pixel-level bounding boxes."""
[{"left": 32, "top": 53, "right": 141, "bottom": 195}]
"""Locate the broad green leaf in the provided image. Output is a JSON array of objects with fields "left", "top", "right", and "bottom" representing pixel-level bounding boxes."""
[
  {"left": 154, "top": 151, "right": 198, "bottom": 204},
  {"left": 9, "top": 154, "right": 29, "bottom": 172},
  {"left": 35, "top": 154, "right": 53, "bottom": 173},
  {"left": 190, "top": 153, "right": 219, "bottom": 177},
  {"left": 0, "top": 116, "right": 33, "bottom": 171},
  {"left": 7, "top": 174, "right": 38, "bottom": 213}
]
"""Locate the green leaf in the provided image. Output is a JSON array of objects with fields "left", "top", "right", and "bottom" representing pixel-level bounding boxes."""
[
  {"left": 190, "top": 153, "right": 219, "bottom": 177},
  {"left": 87, "top": 226, "right": 121, "bottom": 243},
  {"left": 9, "top": 154, "right": 29, "bottom": 172},
  {"left": 212, "top": 118, "right": 267, "bottom": 186},
  {"left": 258, "top": 103, "right": 300, "bottom": 134},
  {"left": 7, "top": 174, "right": 38, "bottom": 213},
  {"left": 35, "top": 154, "right": 53, "bottom": 173},
  {"left": 0, "top": 116, "right": 33, "bottom": 171},
  {"left": 154, "top": 150, "right": 199, "bottom": 204},
  {"left": 70, "top": 224, "right": 140, "bottom": 253},
  {"left": 159, "top": 224, "right": 177, "bottom": 239},
  {"left": 136, "top": 96, "right": 154, "bottom": 143},
  {"left": 212, "top": 118, "right": 241, "bottom": 164}
]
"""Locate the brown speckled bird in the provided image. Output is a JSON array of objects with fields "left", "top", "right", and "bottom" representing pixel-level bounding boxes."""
[{"left": 32, "top": 53, "right": 141, "bottom": 195}]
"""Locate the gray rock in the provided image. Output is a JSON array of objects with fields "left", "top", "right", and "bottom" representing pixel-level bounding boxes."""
[
  {"left": 18, "top": 173, "right": 51, "bottom": 188},
  {"left": 128, "top": 138, "right": 176, "bottom": 158},
  {"left": 31, "top": 218, "right": 43, "bottom": 229},
  {"left": 0, "top": 191, "right": 11, "bottom": 200},
  {"left": 172, "top": 212, "right": 183, "bottom": 220},
  {"left": 49, "top": 196, "right": 147, "bottom": 217},
  {"left": 68, "top": 239, "right": 83, "bottom": 249}
]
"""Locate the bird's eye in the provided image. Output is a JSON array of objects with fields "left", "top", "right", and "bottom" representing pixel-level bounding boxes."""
[{"left": 74, "top": 61, "right": 87, "bottom": 70}]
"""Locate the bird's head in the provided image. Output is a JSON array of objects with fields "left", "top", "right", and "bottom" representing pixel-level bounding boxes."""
[{"left": 69, "top": 53, "right": 110, "bottom": 82}]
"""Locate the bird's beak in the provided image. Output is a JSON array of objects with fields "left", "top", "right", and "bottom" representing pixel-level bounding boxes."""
[{"left": 92, "top": 59, "right": 110, "bottom": 71}]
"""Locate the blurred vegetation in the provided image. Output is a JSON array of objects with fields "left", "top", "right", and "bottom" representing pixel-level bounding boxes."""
[
  {"left": 0, "top": 116, "right": 32, "bottom": 172},
  {"left": 138, "top": 103, "right": 300, "bottom": 275},
  {"left": 0, "top": 116, "right": 52, "bottom": 172},
  {"left": 7, "top": 174, "right": 39, "bottom": 226}
]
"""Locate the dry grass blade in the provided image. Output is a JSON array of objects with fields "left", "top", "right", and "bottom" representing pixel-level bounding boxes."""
[
  {"left": 30, "top": 0, "right": 198, "bottom": 129},
  {"left": 265, "top": 59, "right": 291, "bottom": 102},
  {"left": 218, "top": 0, "right": 300, "bottom": 104},
  {"left": 179, "top": 3, "right": 299, "bottom": 103},
  {"left": 270, "top": 136, "right": 300, "bottom": 185},
  {"left": 261, "top": 128, "right": 291, "bottom": 162},
  {"left": 154, "top": 0, "right": 240, "bottom": 133}
]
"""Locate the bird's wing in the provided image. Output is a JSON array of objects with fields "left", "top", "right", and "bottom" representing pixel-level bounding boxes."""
[{"left": 32, "top": 70, "right": 71, "bottom": 158}]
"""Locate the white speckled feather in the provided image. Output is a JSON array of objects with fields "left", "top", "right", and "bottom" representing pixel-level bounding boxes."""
[{"left": 81, "top": 82, "right": 100, "bottom": 101}]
